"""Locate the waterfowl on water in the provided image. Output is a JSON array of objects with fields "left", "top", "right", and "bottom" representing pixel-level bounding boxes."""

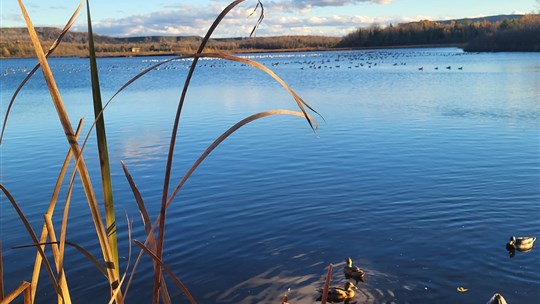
[
  {"left": 344, "top": 257, "right": 365, "bottom": 284},
  {"left": 486, "top": 293, "right": 508, "bottom": 304},
  {"left": 317, "top": 281, "right": 357, "bottom": 303},
  {"left": 507, "top": 236, "right": 536, "bottom": 251}
]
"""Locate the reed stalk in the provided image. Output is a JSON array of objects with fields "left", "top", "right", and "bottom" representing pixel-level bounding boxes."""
[
  {"left": 0, "top": 241, "right": 4, "bottom": 301},
  {"left": 17, "top": 0, "right": 122, "bottom": 301},
  {"left": 4, "top": 1, "right": 319, "bottom": 303},
  {"left": 1, "top": 281, "right": 31, "bottom": 304},
  {"left": 86, "top": 0, "right": 120, "bottom": 279}
]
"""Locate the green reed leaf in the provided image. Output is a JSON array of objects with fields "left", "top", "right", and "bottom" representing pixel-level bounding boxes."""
[
  {"left": 17, "top": 0, "right": 122, "bottom": 300},
  {"left": 86, "top": 0, "right": 119, "bottom": 279}
]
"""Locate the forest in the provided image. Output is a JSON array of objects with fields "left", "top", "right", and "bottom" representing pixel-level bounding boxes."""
[
  {"left": 1, "top": 14, "right": 538, "bottom": 58},
  {"left": 338, "top": 14, "right": 540, "bottom": 51}
]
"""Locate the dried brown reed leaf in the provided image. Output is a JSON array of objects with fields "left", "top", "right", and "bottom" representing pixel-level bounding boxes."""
[
  {"left": 1, "top": 281, "right": 31, "bottom": 304},
  {"left": 43, "top": 214, "right": 72, "bottom": 304},
  {"left": 30, "top": 118, "right": 83, "bottom": 302},
  {"left": 167, "top": 109, "right": 316, "bottom": 206},
  {"left": 0, "top": 184, "right": 63, "bottom": 300},
  {"left": 17, "top": 0, "right": 121, "bottom": 299},
  {"left": 248, "top": 0, "right": 264, "bottom": 37},
  {"left": 120, "top": 162, "right": 171, "bottom": 303},
  {"left": 199, "top": 52, "right": 320, "bottom": 128},
  {"left": 154, "top": 1, "right": 250, "bottom": 302},
  {"left": 0, "top": 0, "right": 84, "bottom": 146},
  {"left": 134, "top": 241, "right": 197, "bottom": 304},
  {"left": 13, "top": 241, "right": 108, "bottom": 279}
]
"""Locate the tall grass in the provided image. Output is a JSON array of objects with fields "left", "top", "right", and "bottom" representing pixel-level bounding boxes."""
[{"left": 0, "top": 1, "right": 318, "bottom": 303}]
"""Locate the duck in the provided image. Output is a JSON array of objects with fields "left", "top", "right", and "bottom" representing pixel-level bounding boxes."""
[
  {"left": 316, "top": 281, "right": 357, "bottom": 303},
  {"left": 486, "top": 293, "right": 508, "bottom": 304},
  {"left": 507, "top": 236, "right": 536, "bottom": 252},
  {"left": 344, "top": 257, "right": 365, "bottom": 283}
]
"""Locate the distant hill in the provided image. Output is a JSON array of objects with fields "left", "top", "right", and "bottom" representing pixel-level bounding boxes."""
[
  {"left": 435, "top": 14, "right": 524, "bottom": 25},
  {"left": 1, "top": 14, "right": 537, "bottom": 57},
  {"left": 0, "top": 27, "right": 117, "bottom": 44},
  {"left": 0, "top": 27, "right": 339, "bottom": 58}
]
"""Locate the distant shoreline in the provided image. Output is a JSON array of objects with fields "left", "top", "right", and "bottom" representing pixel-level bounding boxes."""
[{"left": 0, "top": 43, "right": 470, "bottom": 60}]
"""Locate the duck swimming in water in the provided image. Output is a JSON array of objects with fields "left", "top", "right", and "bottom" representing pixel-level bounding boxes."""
[
  {"left": 344, "top": 257, "right": 365, "bottom": 284},
  {"left": 507, "top": 236, "right": 536, "bottom": 252},
  {"left": 317, "top": 281, "right": 357, "bottom": 303},
  {"left": 486, "top": 293, "right": 508, "bottom": 304}
]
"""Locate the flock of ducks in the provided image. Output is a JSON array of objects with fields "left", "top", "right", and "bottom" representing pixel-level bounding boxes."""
[
  {"left": 282, "top": 257, "right": 365, "bottom": 304},
  {"left": 280, "top": 257, "right": 365, "bottom": 304},
  {"left": 280, "top": 236, "right": 535, "bottom": 304},
  {"left": 418, "top": 65, "right": 463, "bottom": 71},
  {"left": 315, "top": 257, "right": 365, "bottom": 303},
  {"left": 2, "top": 51, "right": 469, "bottom": 78}
]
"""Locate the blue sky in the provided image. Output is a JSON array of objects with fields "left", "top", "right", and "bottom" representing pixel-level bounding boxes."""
[{"left": 2, "top": 0, "right": 537, "bottom": 37}]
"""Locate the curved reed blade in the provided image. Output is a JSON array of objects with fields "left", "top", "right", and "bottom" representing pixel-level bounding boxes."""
[
  {"left": 134, "top": 241, "right": 197, "bottom": 304},
  {"left": 0, "top": 0, "right": 84, "bottom": 146},
  {"left": 248, "top": 0, "right": 264, "bottom": 37},
  {"left": 107, "top": 56, "right": 186, "bottom": 103},
  {"left": 17, "top": 0, "right": 121, "bottom": 298},
  {"left": 86, "top": 0, "right": 119, "bottom": 279},
  {"left": 31, "top": 118, "right": 83, "bottom": 302},
  {"left": 120, "top": 162, "right": 151, "bottom": 232},
  {"left": 122, "top": 110, "right": 314, "bottom": 302},
  {"left": 200, "top": 52, "right": 321, "bottom": 129},
  {"left": 154, "top": 2, "right": 251, "bottom": 300},
  {"left": 0, "top": 184, "right": 63, "bottom": 300},
  {"left": 65, "top": 241, "right": 109, "bottom": 278},
  {"left": 13, "top": 241, "right": 108, "bottom": 278},
  {"left": 120, "top": 161, "right": 172, "bottom": 303},
  {"left": 167, "top": 109, "right": 316, "bottom": 206}
]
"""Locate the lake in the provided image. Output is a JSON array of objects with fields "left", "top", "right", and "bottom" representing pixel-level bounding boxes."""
[{"left": 1, "top": 47, "right": 539, "bottom": 303}]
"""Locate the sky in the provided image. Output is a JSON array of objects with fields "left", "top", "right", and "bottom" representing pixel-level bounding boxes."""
[{"left": 1, "top": 0, "right": 538, "bottom": 38}]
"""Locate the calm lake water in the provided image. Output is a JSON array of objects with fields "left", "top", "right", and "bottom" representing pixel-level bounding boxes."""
[{"left": 1, "top": 47, "right": 539, "bottom": 303}]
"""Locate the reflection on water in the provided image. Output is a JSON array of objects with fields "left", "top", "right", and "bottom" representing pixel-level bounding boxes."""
[{"left": 1, "top": 48, "right": 539, "bottom": 303}]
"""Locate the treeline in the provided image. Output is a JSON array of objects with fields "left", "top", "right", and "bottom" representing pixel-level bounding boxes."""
[
  {"left": 338, "top": 14, "right": 540, "bottom": 51},
  {"left": 0, "top": 27, "right": 339, "bottom": 58},
  {"left": 2, "top": 14, "right": 538, "bottom": 58}
]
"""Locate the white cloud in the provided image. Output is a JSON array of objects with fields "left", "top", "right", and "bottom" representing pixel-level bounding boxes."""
[
  {"left": 70, "top": 1, "right": 432, "bottom": 38},
  {"left": 268, "top": 0, "right": 392, "bottom": 13}
]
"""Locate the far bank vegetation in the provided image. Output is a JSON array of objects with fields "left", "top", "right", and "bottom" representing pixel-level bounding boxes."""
[
  {"left": 1, "top": 14, "right": 539, "bottom": 58},
  {"left": 338, "top": 14, "right": 540, "bottom": 51},
  {"left": 0, "top": 28, "right": 339, "bottom": 58}
]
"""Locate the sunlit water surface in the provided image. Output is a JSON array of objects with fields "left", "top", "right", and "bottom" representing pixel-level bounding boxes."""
[{"left": 1, "top": 48, "right": 539, "bottom": 303}]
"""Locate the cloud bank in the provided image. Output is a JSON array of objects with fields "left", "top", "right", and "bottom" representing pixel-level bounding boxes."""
[{"left": 72, "top": 0, "right": 408, "bottom": 37}]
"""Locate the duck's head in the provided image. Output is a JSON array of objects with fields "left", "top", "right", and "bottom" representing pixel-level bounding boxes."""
[
  {"left": 344, "top": 281, "right": 357, "bottom": 291},
  {"left": 345, "top": 257, "right": 353, "bottom": 267}
]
